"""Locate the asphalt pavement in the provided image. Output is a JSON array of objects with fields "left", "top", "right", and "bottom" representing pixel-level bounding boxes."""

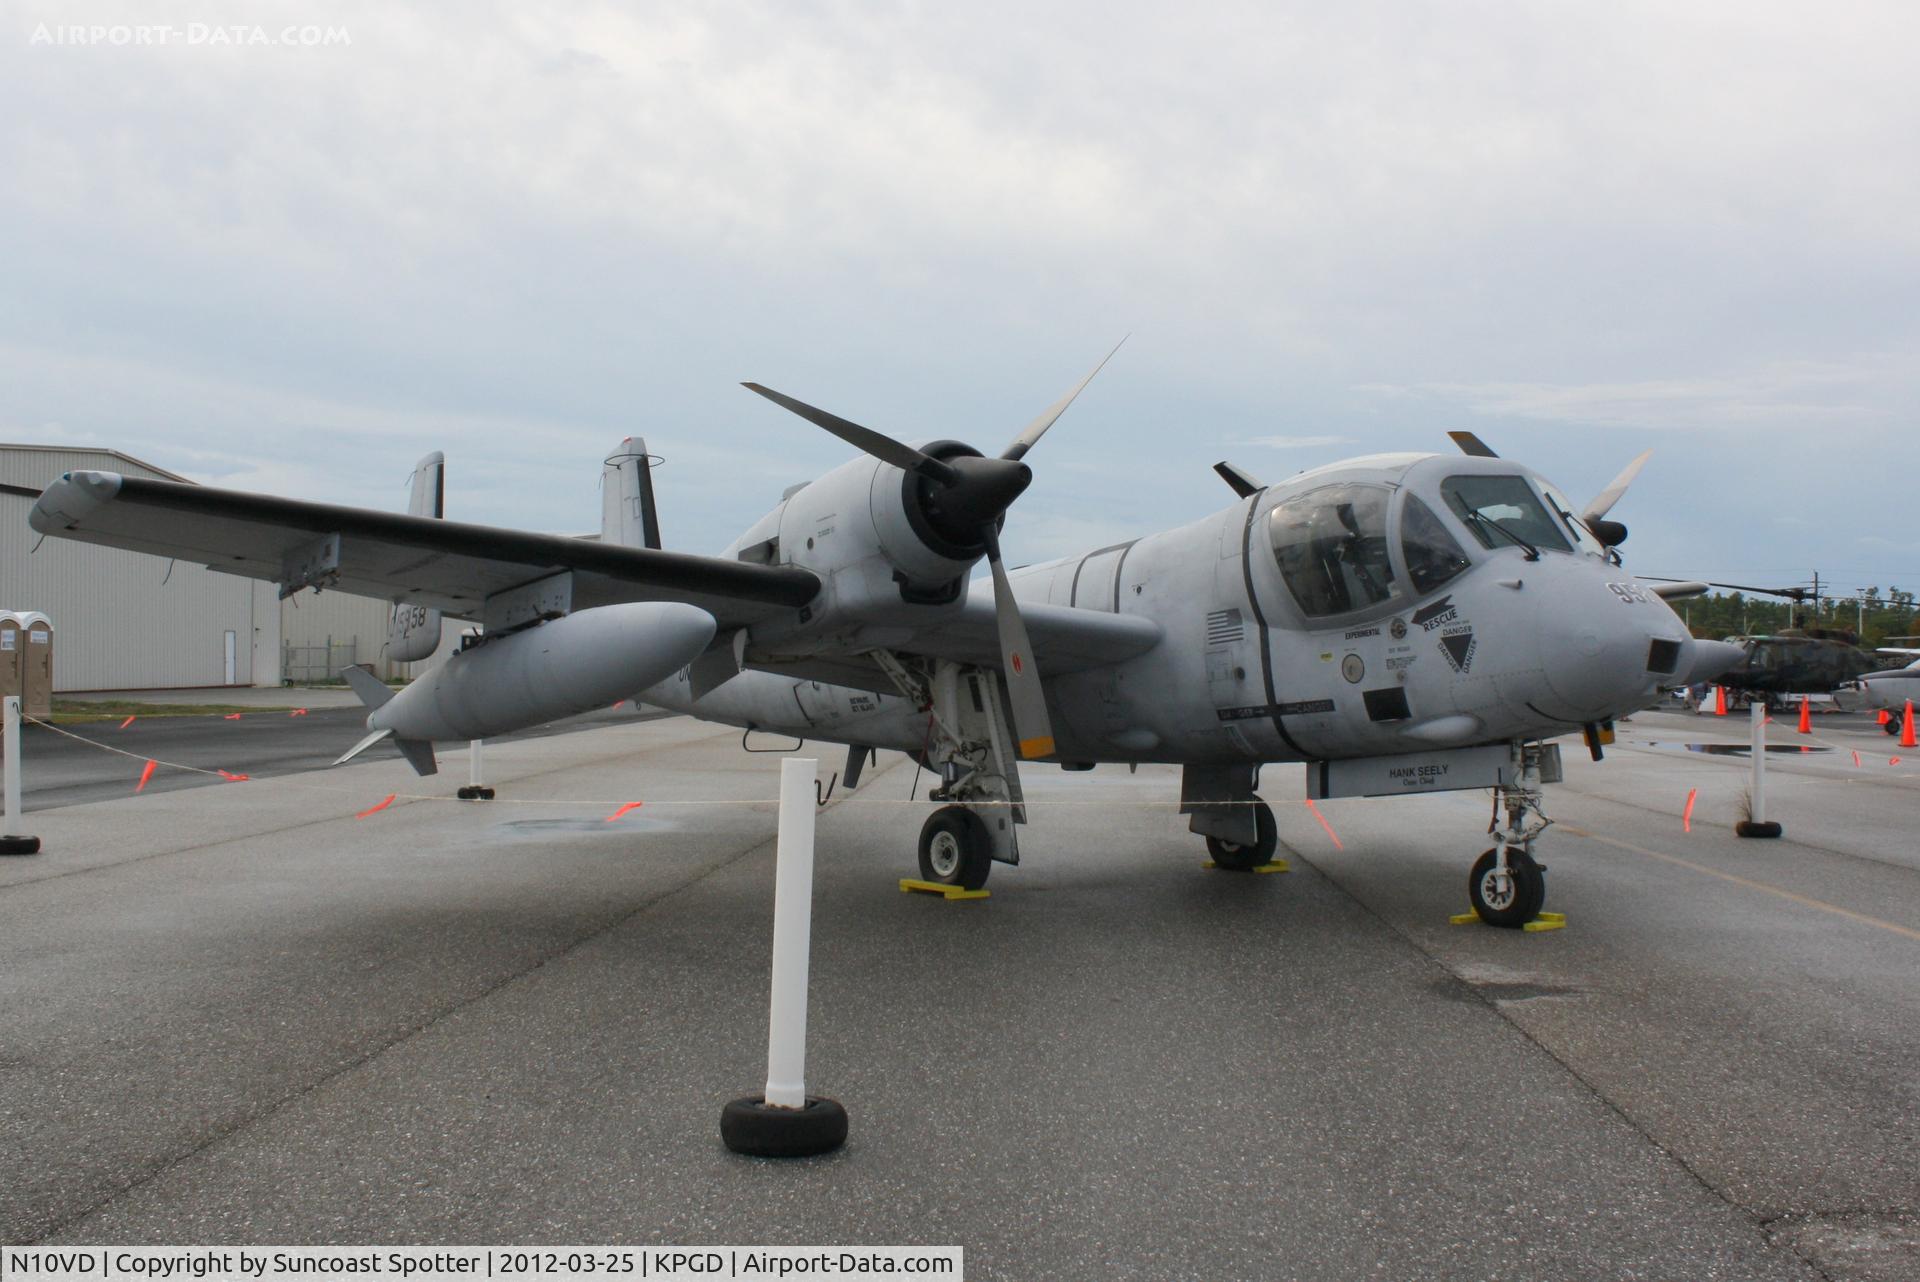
[{"left": 1, "top": 705, "right": 1916, "bottom": 1280}]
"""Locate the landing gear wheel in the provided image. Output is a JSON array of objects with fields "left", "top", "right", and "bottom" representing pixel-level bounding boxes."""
[
  {"left": 918, "top": 805, "right": 993, "bottom": 890},
  {"left": 1468, "top": 848, "right": 1545, "bottom": 928},
  {"left": 1885, "top": 716, "right": 1902, "bottom": 736},
  {"left": 1205, "top": 798, "right": 1278, "bottom": 871}
]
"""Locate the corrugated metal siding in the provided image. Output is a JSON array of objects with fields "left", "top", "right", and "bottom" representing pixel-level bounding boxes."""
[
  {"left": 2, "top": 446, "right": 263, "bottom": 691},
  {"left": 280, "top": 589, "right": 463, "bottom": 680}
]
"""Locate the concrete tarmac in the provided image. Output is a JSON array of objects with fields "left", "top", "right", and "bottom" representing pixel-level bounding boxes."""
[{"left": 1, "top": 707, "right": 1916, "bottom": 1280}]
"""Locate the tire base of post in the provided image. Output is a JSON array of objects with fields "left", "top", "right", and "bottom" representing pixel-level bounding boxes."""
[
  {"left": 721, "top": 1095, "right": 848, "bottom": 1158},
  {"left": 0, "top": 834, "right": 41, "bottom": 856},
  {"left": 1735, "top": 820, "right": 1783, "bottom": 839},
  {"left": 456, "top": 786, "right": 495, "bottom": 801}
]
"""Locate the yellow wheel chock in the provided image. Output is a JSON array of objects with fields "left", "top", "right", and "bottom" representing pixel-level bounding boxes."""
[
  {"left": 1203, "top": 860, "right": 1291, "bottom": 874},
  {"left": 899, "top": 878, "right": 990, "bottom": 901},
  {"left": 1450, "top": 909, "right": 1566, "bottom": 933}
]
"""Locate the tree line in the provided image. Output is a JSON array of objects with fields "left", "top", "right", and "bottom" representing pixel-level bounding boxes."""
[{"left": 1676, "top": 587, "right": 1920, "bottom": 647}]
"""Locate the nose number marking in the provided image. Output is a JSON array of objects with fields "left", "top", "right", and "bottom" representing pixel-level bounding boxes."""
[{"left": 1607, "top": 582, "right": 1653, "bottom": 605}]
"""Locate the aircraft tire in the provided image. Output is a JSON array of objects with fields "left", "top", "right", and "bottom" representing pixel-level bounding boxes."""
[
  {"left": 1205, "top": 799, "right": 1278, "bottom": 870},
  {"left": 1468, "top": 848, "right": 1545, "bottom": 928},
  {"left": 0, "top": 834, "right": 40, "bottom": 856},
  {"left": 918, "top": 806, "right": 992, "bottom": 889},
  {"left": 720, "top": 1095, "right": 848, "bottom": 1158},
  {"left": 1886, "top": 718, "right": 1902, "bottom": 736}
]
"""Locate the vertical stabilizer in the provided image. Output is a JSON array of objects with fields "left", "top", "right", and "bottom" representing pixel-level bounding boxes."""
[
  {"left": 602, "top": 437, "right": 663, "bottom": 549},
  {"left": 388, "top": 452, "right": 446, "bottom": 664}
]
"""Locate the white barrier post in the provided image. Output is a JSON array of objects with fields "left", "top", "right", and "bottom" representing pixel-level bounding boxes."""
[
  {"left": 458, "top": 739, "right": 492, "bottom": 801},
  {"left": 3, "top": 696, "right": 18, "bottom": 823},
  {"left": 2, "top": 695, "right": 41, "bottom": 855},
  {"left": 1737, "top": 699, "right": 1782, "bottom": 838},
  {"left": 721, "top": 755, "right": 847, "bottom": 1156},
  {"left": 764, "top": 756, "right": 818, "bottom": 1108}
]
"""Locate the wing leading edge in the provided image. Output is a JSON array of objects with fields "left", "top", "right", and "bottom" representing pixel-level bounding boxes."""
[{"left": 28, "top": 471, "right": 819, "bottom": 626}]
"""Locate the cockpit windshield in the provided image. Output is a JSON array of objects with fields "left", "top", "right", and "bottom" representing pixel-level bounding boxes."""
[
  {"left": 1268, "top": 483, "right": 1397, "bottom": 617},
  {"left": 1400, "top": 494, "right": 1471, "bottom": 593},
  {"left": 1439, "top": 475, "right": 1572, "bottom": 555}
]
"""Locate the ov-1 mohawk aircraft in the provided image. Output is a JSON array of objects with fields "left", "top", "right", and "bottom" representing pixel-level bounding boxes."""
[{"left": 17, "top": 355, "right": 1738, "bottom": 926}]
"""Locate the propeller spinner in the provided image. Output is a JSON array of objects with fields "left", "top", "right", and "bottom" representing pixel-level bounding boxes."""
[{"left": 743, "top": 342, "right": 1124, "bottom": 760}]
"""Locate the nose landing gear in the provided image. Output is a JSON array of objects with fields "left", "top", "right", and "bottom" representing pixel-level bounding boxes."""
[
  {"left": 1469, "top": 741, "right": 1554, "bottom": 928},
  {"left": 1205, "top": 798, "right": 1278, "bottom": 871},
  {"left": 917, "top": 805, "right": 994, "bottom": 890}
]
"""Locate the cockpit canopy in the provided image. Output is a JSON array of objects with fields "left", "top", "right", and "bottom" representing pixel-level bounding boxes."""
[{"left": 1265, "top": 464, "right": 1597, "bottom": 621}]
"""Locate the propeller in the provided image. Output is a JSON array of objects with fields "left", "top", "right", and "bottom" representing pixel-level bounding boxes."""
[
  {"left": 1582, "top": 449, "right": 1651, "bottom": 525},
  {"left": 1447, "top": 431, "right": 1499, "bottom": 458},
  {"left": 743, "top": 344, "right": 1125, "bottom": 759}
]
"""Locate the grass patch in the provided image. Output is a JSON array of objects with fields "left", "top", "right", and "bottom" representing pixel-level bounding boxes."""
[{"left": 50, "top": 700, "right": 298, "bottom": 723}]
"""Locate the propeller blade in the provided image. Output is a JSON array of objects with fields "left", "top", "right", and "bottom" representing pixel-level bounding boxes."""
[
  {"left": 1447, "top": 431, "right": 1499, "bottom": 458},
  {"left": 742, "top": 383, "right": 959, "bottom": 485},
  {"left": 1582, "top": 449, "right": 1653, "bottom": 523},
  {"left": 979, "top": 524, "right": 1055, "bottom": 759},
  {"left": 1213, "top": 461, "right": 1265, "bottom": 499},
  {"left": 1000, "top": 337, "right": 1128, "bottom": 462}
]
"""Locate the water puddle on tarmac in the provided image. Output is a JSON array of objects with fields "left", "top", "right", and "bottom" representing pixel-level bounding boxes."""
[{"left": 1641, "top": 742, "right": 1834, "bottom": 757}]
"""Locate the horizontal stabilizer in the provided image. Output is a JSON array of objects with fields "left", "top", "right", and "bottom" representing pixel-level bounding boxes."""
[
  {"left": 331, "top": 725, "right": 438, "bottom": 776},
  {"left": 393, "top": 736, "right": 439, "bottom": 776},
  {"left": 334, "top": 728, "right": 392, "bottom": 765}
]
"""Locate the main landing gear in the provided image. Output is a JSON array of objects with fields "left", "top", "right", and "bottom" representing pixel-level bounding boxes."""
[
  {"left": 877, "top": 654, "right": 1026, "bottom": 892},
  {"left": 1469, "top": 741, "right": 1554, "bottom": 928}
]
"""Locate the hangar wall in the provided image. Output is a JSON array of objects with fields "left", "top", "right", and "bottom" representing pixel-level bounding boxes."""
[
  {"left": 3, "top": 444, "right": 461, "bottom": 691},
  {"left": 1, "top": 444, "right": 279, "bottom": 692}
]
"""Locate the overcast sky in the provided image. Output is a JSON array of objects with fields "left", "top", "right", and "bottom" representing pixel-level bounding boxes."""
[{"left": 4, "top": 2, "right": 1916, "bottom": 597}]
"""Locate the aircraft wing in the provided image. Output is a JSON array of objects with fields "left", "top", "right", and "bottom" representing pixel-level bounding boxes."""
[
  {"left": 739, "top": 595, "right": 1163, "bottom": 697},
  {"left": 909, "top": 592, "right": 1163, "bottom": 673},
  {"left": 22, "top": 471, "right": 819, "bottom": 626}
]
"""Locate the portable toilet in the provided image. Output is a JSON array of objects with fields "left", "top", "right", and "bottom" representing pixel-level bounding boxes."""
[
  {"left": 17, "top": 613, "right": 52, "bottom": 719},
  {"left": 0, "top": 612, "right": 21, "bottom": 708}
]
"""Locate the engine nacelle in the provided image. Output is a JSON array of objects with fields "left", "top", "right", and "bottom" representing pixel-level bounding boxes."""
[
  {"left": 369, "top": 602, "right": 715, "bottom": 742},
  {"left": 770, "top": 444, "right": 991, "bottom": 608}
]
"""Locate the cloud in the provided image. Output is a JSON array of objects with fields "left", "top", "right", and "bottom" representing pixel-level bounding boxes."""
[
  {"left": 1241, "top": 434, "right": 1354, "bottom": 449},
  {"left": 1359, "top": 355, "right": 1913, "bottom": 431}
]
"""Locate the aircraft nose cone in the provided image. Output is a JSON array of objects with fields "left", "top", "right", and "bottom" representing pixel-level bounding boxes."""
[{"left": 1540, "top": 574, "right": 1690, "bottom": 719}]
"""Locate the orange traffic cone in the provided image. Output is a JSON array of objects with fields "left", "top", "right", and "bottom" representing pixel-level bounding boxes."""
[
  {"left": 1902, "top": 701, "right": 1917, "bottom": 750},
  {"left": 1877, "top": 709, "right": 1892, "bottom": 726},
  {"left": 1714, "top": 686, "right": 1727, "bottom": 716},
  {"left": 1797, "top": 697, "right": 1812, "bottom": 734}
]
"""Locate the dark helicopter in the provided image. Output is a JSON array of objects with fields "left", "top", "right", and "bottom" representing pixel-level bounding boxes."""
[{"left": 1649, "top": 578, "right": 1917, "bottom": 724}]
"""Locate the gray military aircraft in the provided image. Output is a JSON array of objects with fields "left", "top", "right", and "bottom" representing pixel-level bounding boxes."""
[{"left": 19, "top": 361, "right": 1737, "bottom": 926}]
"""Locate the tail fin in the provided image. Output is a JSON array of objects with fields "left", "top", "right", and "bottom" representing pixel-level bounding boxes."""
[
  {"left": 341, "top": 663, "right": 394, "bottom": 710},
  {"left": 602, "top": 438, "right": 663, "bottom": 549},
  {"left": 388, "top": 452, "right": 446, "bottom": 663}
]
